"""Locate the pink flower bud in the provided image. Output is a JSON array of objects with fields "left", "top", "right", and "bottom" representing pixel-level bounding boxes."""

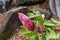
[
  {"left": 18, "top": 13, "right": 35, "bottom": 31},
  {"left": 37, "top": 25, "right": 43, "bottom": 33}
]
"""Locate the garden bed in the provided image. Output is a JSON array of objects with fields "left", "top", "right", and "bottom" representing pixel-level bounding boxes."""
[{"left": 0, "top": 1, "right": 60, "bottom": 40}]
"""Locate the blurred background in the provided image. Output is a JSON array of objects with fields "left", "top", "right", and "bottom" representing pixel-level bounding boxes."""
[{"left": 0, "top": 0, "right": 48, "bottom": 13}]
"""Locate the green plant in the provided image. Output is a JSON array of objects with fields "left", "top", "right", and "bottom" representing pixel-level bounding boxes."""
[{"left": 18, "top": 10, "right": 60, "bottom": 40}]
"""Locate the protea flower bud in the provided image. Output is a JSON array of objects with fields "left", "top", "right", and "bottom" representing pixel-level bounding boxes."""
[
  {"left": 37, "top": 25, "right": 45, "bottom": 33},
  {"left": 18, "top": 13, "right": 35, "bottom": 31}
]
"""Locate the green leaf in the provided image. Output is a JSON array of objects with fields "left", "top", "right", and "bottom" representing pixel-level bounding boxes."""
[
  {"left": 27, "top": 13, "right": 35, "bottom": 18},
  {"left": 33, "top": 35, "right": 39, "bottom": 40},
  {"left": 27, "top": 37, "right": 33, "bottom": 40},
  {"left": 41, "top": 34, "right": 46, "bottom": 40},
  {"left": 34, "top": 16, "right": 44, "bottom": 24},
  {"left": 51, "top": 18, "right": 60, "bottom": 24},
  {"left": 44, "top": 20, "right": 55, "bottom": 26},
  {"left": 27, "top": 35, "right": 39, "bottom": 40},
  {"left": 32, "top": 10, "right": 41, "bottom": 15},
  {"left": 43, "top": 20, "right": 56, "bottom": 29},
  {"left": 46, "top": 29, "right": 56, "bottom": 40},
  {"left": 20, "top": 29, "right": 32, "bottom": 36},
  {"left": 57, "top": 32, "right": 60, "bottom": 40},
  {"left": 32, "top": 29, "right": 38, "bottom": 36},
  {"left": 27, "top": 10, "right": 44, "bottom": 24}
]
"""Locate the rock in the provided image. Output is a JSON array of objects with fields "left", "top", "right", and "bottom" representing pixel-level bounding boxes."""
[{"left": 0, "top": 7, "right": 28, "bottom": 40}]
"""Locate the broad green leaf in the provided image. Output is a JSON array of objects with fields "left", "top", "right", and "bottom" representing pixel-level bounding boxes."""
[
  {"left": 46, "top": 30, "right": 57, "bottom": 40},
  {"left": 57, "top": 32, "right": 60, "bottom": 40},
  {"left": 41, "top": 34, "right": 46, "bottom": 40},
  {"left": 27, "top": 35, "right": 39, "bottom": 40},
  {"left": 32, "top": 10, "right": 45, "bottom": 20},
  {"left": 32, "top": 10, "right": 41, "bottom": 15},
  {"left": 33, "top": 35, "right": 39, "bottom": 40},
  {"left": 27, "top": 37, "right": 33, "bottom": 40},
  {"left": 43, "top": 20, "right": 56, "bottom": 29},
  {"left": 27, "top": 13, "right": 40, "bottom": 19},
  {"left": 27, "top": 10, "right": 44, "bottom": 24},
  {"left": 51, "top": 18, "right": 60, "bottom": 24},
  {"left": 20, "top": 29, "right": 27, "bottom": 33},
  {"left": 20, "top": 29, "right": 32, "bottom": 36},
  {"left": 27, "top": 13, "right": 35, "bottom": 18},
  {"left": 20, "top": 29, "right": 38, "bottom": 36},
  {"left": 44, "top": 20, "right": 56, "bottom": 26},
  {"left": 34, "top": 16, "right": 44, "bottom": 24},
  {"left": 32, "top": 29, "right": 38, "bottom": 36}
]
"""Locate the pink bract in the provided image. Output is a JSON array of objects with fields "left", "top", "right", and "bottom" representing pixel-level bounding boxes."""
[{"left": 18, "top": 13, "right": 35, "bottom": 31}]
